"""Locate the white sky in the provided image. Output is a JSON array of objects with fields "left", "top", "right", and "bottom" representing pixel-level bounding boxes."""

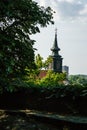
[{"left": 32, "top": 0, "right": 87, "bottom": 75}]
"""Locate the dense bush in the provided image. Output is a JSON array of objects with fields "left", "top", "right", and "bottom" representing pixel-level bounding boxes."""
[
  {"left": 0, "top": 83, "right": 87, "bottom": 115},
  {"left": 0, "top": 70, "right": 87, "bottom": 115},
  {"left": 1, "top": 70, "right": 87, "bottom": 97}
]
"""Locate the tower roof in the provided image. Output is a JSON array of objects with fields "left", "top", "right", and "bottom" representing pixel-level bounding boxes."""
[{"left": 51, "top": 29, "right": 60, "bottom": 52}]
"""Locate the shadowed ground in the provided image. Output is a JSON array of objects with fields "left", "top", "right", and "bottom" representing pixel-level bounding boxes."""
[
  {"left": 0, "top": 110, "right": 87, "bottom": 130},
  {"left": 0, "top": 110, "right": 58, "bottom": 130}
]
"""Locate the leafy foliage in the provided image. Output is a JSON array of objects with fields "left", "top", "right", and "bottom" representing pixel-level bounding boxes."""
[
  {"left": 43, "top": 55, "right": 53, "bottom": 70},
  {"left": 69, "top": 75, "right": 87, "bottom": 86},
  {"left": 21, "top": 72, "right": 87, "bottom": 99},
  {"left": 35, "top": 54, "right": 43, "bottom": 70},
  {"left": 0, "top": 0, "right": 54, "bottom": 91},
  {"left": 37, "top": 70, "right": 67, "bottom": 87}
]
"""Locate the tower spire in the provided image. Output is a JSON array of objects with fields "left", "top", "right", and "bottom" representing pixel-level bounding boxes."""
[
  {"left": 55, "top": 28, "right": 57, "bottom": 37},
  {"left": 51, "top": 28, "right": 60, "bottom": 56}
]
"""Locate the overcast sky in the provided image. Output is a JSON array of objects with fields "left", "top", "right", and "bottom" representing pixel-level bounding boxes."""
[{"left": 33, "top": 0, "right": 87, "bottom": 75}]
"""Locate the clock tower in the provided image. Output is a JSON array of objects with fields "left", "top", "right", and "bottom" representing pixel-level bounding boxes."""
[{"left": 51, "top": 29, "right": 63, "bottom": 73}]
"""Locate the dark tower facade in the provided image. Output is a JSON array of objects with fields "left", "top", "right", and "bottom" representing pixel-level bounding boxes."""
[{"left": 51, "top": 29, "right": 63, "bottom": 73}]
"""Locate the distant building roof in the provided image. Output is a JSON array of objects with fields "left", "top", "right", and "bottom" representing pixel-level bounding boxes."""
[{"left": 39, "top": 70, "right": 47, "bottom": 79}]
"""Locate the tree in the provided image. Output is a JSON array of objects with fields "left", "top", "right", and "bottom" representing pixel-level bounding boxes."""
[
  {"left": 43, "top": 55, "right": 53, "bottom": 70},
  {"left": 35, "top": 54, "right": 43, "bottom": 70},
  {"left": 0, "top": 0, "right": 54, "bottom": 91},
  {"left": 69, "top": 75, "right": 87, "bottom": 86}
]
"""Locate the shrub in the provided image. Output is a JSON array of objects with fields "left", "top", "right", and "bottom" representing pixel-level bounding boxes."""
[{"left": 37, "top": 70, "right": 66, "bottom": 88}]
